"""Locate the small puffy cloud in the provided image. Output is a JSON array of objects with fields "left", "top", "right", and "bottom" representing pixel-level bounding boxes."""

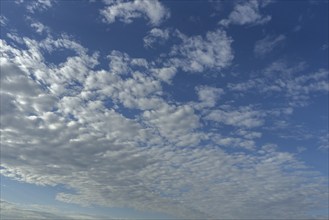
[
  {"left": 254, "top": 34, "right": 286, "bottom": 57},
  {"left": 205, "top": 106, "right": 265, "bottom": 128},
  {"left": 151, "top": 66, "right": 177, "bottom": 83},
  {"left": 219, "top": 0, "right": 271, "bottom": 27},
  {"left": 100, "top": 0, "right": 170, "bottom": 26},
  {"left": 195, "top": 85, "right": 224, "bottom": 108},
  {"left": 170, "top": 29, "right": 233, "bottom": 73},
  {"left": 143, "top": 104, "right": 202, "bottom": 147},
  {"left": 29, "top": 20, "right": 51, "bottom": 34},
  {"left": 143, "top": 28, "right": 170, "bottom": 48}
]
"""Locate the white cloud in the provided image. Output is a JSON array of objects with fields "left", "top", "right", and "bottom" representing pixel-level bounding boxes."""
[
  {"left": 205, "top": 106, "right": 265, "bottom": 128},
  {"left": 228, "top": 61, "right": 329, "bottom": 107},
  {"left": 100, "top": 0, "right": 170, "bottom": 26},
  {"left": 1, "top": 32, "right": 328, "bottom": 219},
  {"left": 143, "top": 28, "right": 170, "bottom": 48},
  {"left": 170, "top": 29, "right": 234, "bottom": 73},
  {"left": 195, "top": 85, "right": 224, "bottom": 108},
  {"left": 143, "top": 104, "right": 203, "bottom": 147},
  {"left": 212, "top": 135, "right": 256, "bottom": 150},
  {"left": 29, "top": 20, "right": 51, "bottom": 34},
  {"left": 254, "top": 34, "right": 286, "bottom": 57},
  {"left": 26, "top": 0, "right": 54, "bottom": 13},
  {"left": 219, "top": 0, "right": 271, "bottom": 27},
  {"left": 318, "top": 133, "right": 329, "bottom": 150},
  {"left": 150, "top": 66, "right": 177, "bottom": 83},
  {"left": 0, "top": 15, "right": 8, "bottom": 27}
]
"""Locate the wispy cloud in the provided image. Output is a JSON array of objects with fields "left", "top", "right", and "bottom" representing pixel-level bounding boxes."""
[
  {"left": 100, "top": 0, "right": 170, "bottom": 26},
  {"left": 219, "top": 0, "right": 271, "bottom": 27},
  {"left": 0, "top": 15, "right": 8, "bottom": 27},
  {"left": 228, "top": 60, "right": 329, "bottom": 107},
  {"left": 26, "top": 0, "right": 55, "bottom": 13},
  {"left": 143, "top": 28, "right": 170, "bottom": 48},
  {"left": 0, "top": 200, "right": 105, "bottom": 220},
  {"left": 254, "top": 34, "right": 286, "bottom": 57}
]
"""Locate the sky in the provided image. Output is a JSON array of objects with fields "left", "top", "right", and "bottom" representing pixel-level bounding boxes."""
[{"left": 0, "top": 0, "right": 328, "bottom": 219}]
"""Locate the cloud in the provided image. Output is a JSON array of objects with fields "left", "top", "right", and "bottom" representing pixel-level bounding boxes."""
[
  {"left": 143, "top": 104, "right": 202, "bottom": 147},
  {"left": 254, "top": 34, "right": 286, "bottom": 57},
  {"left": 170, "top": 29, "right": 234, "bottom": 73},
  {"left": 0, "top": 15, "right": 8, "bottom": 27},
  {"left": 28, "top": 18, "right": 51, "bottom": 34},
  {"left": 195, "top": 85, "right": 224, "bottom": 108},
  {"left": 228, "top": 61, "right": 329, "bottom": 107},
  {"left": 1, "top": 30, "right": 328, "bottom": 219},
  {"left": 26, "top": 0, "right": 54, "bottom": 13},
  {"left": 100, "top": 0, "right": 170, "bottom": 26},
  {"left": 205, "top": 106, "right": 265, "bottom": 128},
  {"left": 150, "top": 66, "right": 177, "bottom": 84},
  {"left": 0, "top": 200, "right": 104, "bottom": 220},
  {"left": 219, "top": 0, "right": 271, "bottom": 27},
  {"left": 318, "top": 133, "right": 329, "bottom": 150},
  {"left": 143, "top": 28, "right": 170, "bottom": 48}
]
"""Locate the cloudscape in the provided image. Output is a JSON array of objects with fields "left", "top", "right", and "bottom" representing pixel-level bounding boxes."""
[{"left": 0, "top": 0, "right": 328, "bottom": 219}]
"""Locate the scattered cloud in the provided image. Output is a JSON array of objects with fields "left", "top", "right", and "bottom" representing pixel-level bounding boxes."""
[
  {"left": 321, "top": 43, "right": 328, "bottom": 50},
  {"left": 219, "top": 0, "right": 271, "bottom": 27},
  {"left": 170, "top": 29, "right": 234, "bottom": 73},
  {"left": 26, "top": 0, "right": 55, "bottom": 13},
  {"left": 0, "top": 15, "right": 8, "bottom": 27},
  {"left": 195, "top": 85, "right": 224, "bottom": 108},
  {"left": 150, "top": 66, "right": 177, "bottom": 84},
  {"left": 254, "top": 34, "right": 286, "bottom": 57},
  {"left": 1, "top": 32, "right": 328, "bottom": 219},
  {"left": 30, "top": 21, "right": 50, "bottom": 34},
  {"left": 318, "top": 133, "right": 329, "bottom": 150},
  {"left": 1, "top": 2, "right": 328, "bottom": 219},
  {"left": 228, "top": 61, "right": 329, "bottom": 107},
  {"left": 143, "top": 28, "right": 170, "bottom": 48},
  {"left": 100, "top": 0, "right": 170, "bottom": 26},
  {"left": 205, "top": 106, "right": 265, "bottom": 128}
]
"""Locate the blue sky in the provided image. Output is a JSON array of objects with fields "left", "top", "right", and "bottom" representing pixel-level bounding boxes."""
[{"left": 0, "top": 0, "right": 328, "bottom": 219}]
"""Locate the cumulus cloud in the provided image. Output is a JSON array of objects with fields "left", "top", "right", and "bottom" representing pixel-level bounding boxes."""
[
  {"left": 170, "top": 29, "right": 234, "bottom": 73},
  {"left": 1, "top": 29, "right": 328, "bottom": 219},
  {"left": 254, "top": 34, "right": 286, "bottom": 57},
  {"left": 219, "top": 0, "right": 271, "bottom": 27},
  {"left": 100, "top": 0, "right": 170, "bottom": 26},
  {"left": 150, "top": 66, "right": 177, "bottom": 83},
  {"left": 195, "top": 85, "right": 224, "bottom": 108},
  {"left": 143, "top": 28, "right": 170, "bottom": 48}
]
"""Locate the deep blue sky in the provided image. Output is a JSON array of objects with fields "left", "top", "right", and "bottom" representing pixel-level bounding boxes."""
[{"left": 0, "top": 0, "right": 328, "bottom": 219}]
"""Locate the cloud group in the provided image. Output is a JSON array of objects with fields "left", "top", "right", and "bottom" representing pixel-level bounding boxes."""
[{"left": 1, "top": 1, "right": 328, "bottom": 219}]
